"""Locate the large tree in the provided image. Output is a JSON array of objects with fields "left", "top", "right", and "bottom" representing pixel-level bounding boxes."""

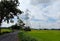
[
  {"left": 17, "top": 17, "right": 25, "bottom": 28},
  {"left": 0, "top": 0, "right": 22, "bottom": 34}
]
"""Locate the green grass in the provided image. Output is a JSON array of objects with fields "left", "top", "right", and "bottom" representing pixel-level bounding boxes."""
[
  {"left": 1, "top": 29, "right": 12, "bottom": 33},
  {"left": 26, "top": 30, "right": 60, "bottom": 41},
  {"left": 18, "top": 31, "right": 37, "bottom": 41}
]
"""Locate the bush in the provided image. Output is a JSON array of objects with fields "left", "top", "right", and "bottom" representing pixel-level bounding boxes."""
[
  {"left": 18, "top": 31, "right": 37, "bottom": 41},
  {"left": 24, "top": 26, "right": 31, "bottom": 31},
  {"left": 2, "top": 31, "right": 10, "bottom": 34},
  {"left": 1, "top": 31, "right": 10, "bottom": 35}
]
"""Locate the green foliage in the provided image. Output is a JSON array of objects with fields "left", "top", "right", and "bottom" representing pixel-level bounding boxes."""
[
  {"left": 24, "top": 26, "right": 31, "bottom": 31},
  {"left": 0, "top": 0, "right": 22, "bottom": 34},
  {"left": 1, "top": 31, "right": 10, "bottom": 35},
  {"left": 0, "top": 28, "right": 12, "bottom": 35},
  {"left": 27, "top": 30, "right": 60, "bottom": 41},
  {"left": 18, "top": 31, "right": 37, "bottom": 41},
  {"left": 17, "top": 18, "right": 25, "bottom": 30},
  {"left": 10, "top": 24, "right": 20, "bottom": 30},
  {"left": 17, "top": 18, "right": 25, "bottom": 26},
  {"left": 0, "top": 0, "right": 22, "bottom": 25}
]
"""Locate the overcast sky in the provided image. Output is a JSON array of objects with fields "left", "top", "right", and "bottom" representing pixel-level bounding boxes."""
[
  {"left": 18, "top": 0, "right": 60, "bottom": 29},
  {"left": 2, "top": 0, "right": 60, "bottom": 29}
]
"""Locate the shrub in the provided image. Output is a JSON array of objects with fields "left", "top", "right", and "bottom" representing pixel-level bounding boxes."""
[
  {"left": 18, "top": 31, "right": 37, "bottom": 41},
  {"left": 1, "top": 31, "right": 10, "bottom": 35},
  {"left": 24, "top": 26, "right": 31, "bottom": 31}
]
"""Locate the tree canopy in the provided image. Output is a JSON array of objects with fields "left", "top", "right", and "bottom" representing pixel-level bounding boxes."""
[{"left": 0, "top": 0, "right": 22, "bottom": 25}]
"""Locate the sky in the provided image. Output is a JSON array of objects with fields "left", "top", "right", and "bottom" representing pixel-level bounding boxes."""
[
  {"left": 2, "top": 0, "right": 60, "bottom": 29},
  {"left": 1, "top": 16, "right": 18, "bottom": 27}
]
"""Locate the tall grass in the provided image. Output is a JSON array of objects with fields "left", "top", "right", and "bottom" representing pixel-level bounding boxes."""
[
  {"left": 18, "top": 31, "right": 37, "bottom": 41},
  {"left": 1, "top": 28, "right": 12, "bottom": 35}
]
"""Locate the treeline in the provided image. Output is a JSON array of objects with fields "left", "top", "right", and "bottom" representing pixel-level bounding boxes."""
[
  {"left": 1, "top": 25, "right": 31, "bottom": 32},
  {"left": 34, "top": 28, "right": 60, "bottom": 30}
]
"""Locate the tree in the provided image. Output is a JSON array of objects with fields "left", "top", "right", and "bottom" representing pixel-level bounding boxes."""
[
  {"left": 10, "top": 24, "right": 20, "bottom": 32},
  {"left": 17, "top": 17, "right": 25, "bottom": 30},
  {"left": 24, "top": 26, "right": 31, "bottom": 31},
  {"left": 0, "top": 0, "right": 22, "bottom": 34},
  {"left": 10, "top": 18, "right": 25, "bottom": 31}
]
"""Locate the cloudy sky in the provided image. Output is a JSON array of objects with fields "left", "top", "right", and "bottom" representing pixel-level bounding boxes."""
[
  {"left": 2, "top": 0, "right": 60, "bottom": 29},
  {"left": 18, "top": 0, "right": 60, "bottom": 29}
]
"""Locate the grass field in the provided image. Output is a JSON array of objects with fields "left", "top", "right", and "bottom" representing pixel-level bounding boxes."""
[
  {"left": 26, "top": 30, "right": 60, "bottom": 41},
  {"left": 1, "top": 29, "right": 12, "bottom": 33}
]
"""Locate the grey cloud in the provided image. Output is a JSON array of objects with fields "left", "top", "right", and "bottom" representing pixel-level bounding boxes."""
[{"left": 30, "top": 0, "right": 51, "bottom": 5}]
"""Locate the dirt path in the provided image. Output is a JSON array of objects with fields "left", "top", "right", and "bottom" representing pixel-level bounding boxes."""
[{"left": 0, "top": 31, "right": 19, "bottom": 41}]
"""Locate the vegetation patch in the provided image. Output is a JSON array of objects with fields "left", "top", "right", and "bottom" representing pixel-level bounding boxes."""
[
  {"left": 18, "top": 31, "right": 37, "bottom": 41},
  {"left": 26, "top": 30, "right": 60, "bottom": 41},
  {"left": 1, "top": 28, "right": 12, "bottom": 35}
]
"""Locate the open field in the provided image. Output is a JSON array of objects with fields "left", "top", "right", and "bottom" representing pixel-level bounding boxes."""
[{"left": 25, "top": 30, "right": 60, "bottom": 41}]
